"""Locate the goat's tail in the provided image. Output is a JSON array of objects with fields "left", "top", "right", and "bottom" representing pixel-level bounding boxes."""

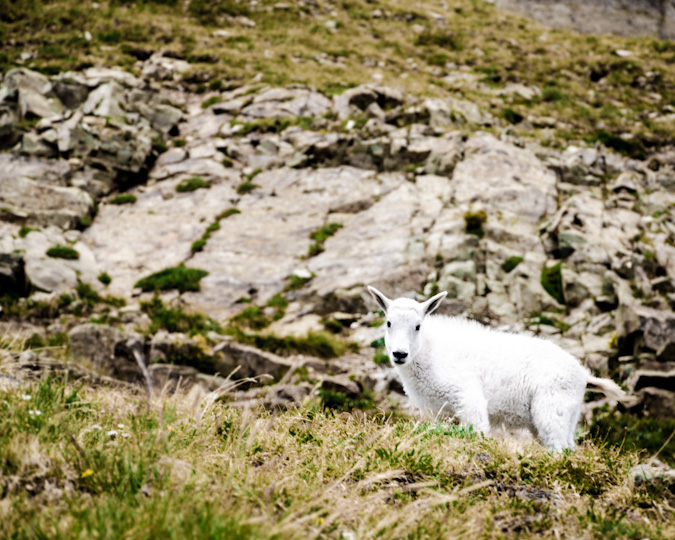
[{"left": 586, "top": 375, "right": 629, "bottom": 402}]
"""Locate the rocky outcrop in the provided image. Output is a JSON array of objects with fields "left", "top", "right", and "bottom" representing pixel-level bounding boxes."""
[{"left": 2, "top": 60, "right": 675, "bottom": 417}]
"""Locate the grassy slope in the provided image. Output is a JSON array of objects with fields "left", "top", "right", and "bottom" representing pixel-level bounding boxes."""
[
  {"left": 1, "top": 0, "right": 674, "bottom": 156},
  {"left": 0, "top": 374, "right": 673, "bottom": 540}
]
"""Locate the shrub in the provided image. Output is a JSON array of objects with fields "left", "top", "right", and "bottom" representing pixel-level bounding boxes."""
[
  {"left": 97, "top": 273, "right": 112, "bottom": 285},
  {"left": 46, "top": 245, "right": 79, "bottom": 260},
  {"left": 135, "top": 264, "right": 208, "bottom": 293}
]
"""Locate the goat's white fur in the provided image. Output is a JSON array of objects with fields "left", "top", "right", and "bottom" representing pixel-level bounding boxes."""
[{"left": 368, "top": 286, "right": 626, "bottom": 451}]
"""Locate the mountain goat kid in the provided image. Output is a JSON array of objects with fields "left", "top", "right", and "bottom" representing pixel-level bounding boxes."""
[{"left": 368, "top": 286, "right": 627, "bottom": 451}]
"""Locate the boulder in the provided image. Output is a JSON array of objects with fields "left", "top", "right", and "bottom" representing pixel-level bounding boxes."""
[
  {"left": 0, "top": 252, "right": 28, "bottom": 297},
  {"left": 213, "top": 341, "right": 295, "bottom": 380},
  {"left": 68, "top": 323, "right": 122, "bottom": 371},
  {"left": 615, "top": 303, "right": 675, "bottom": 356},
  {"left": 0, "top": 176, "right": 93, "bottom": 228}
]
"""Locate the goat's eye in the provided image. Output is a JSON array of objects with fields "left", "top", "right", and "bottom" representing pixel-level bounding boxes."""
[
  {"left": 415, "top": 325, "right": 420, "bottom": 331},
  {"left": 386, "top": 321, "right": 391, "bottom": 328}
]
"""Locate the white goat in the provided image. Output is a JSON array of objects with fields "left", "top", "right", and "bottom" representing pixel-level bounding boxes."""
[{"left": 368, "top": 286, "right": 627, "bottom": 451}]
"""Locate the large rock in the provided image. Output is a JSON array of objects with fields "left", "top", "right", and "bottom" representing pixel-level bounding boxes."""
[
  {"left": 0, "top": 176, "right": 93, "bottom": 228},
  {"left": 616, "top": 303, "right": 675, "bottom": 356},
  {"left": 68, "top": 323, "right": 123, "bottom": 371}
]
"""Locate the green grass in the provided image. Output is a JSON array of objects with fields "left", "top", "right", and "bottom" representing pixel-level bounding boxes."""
[
  {"left": 201, "top": 95, "right": 222, "bottom": 108},
  {"left": 541, "top": 262, "right": 565, "bottom": 305},
  {"left": 501, "top": 256, "right": 524, "bottom": 273},
  {"left": 283, "top": 273, "right": 314, "bottom": 292},
  {"left": 308, "top": 223, "right": 343, "bottom": 257},
  {"left": 0, "top": 375, "right": 672, "bottom": 540},
  {"left": 97, "top": 272, "right": 112, "bottom": 285},
  {"left": 46, "top": 244, "right": 79, "bottom": 260},
  {"left": 110, "top": 194, "right": 137, "bottom": 205},
  {"left": 176, "top": 177, "right": 211, "bottom": 193},
  {"left": 191, "top": 208, "right": 240, "bottom": 253},
  {"left": 236, "top": 181, "right": 258, "bottom": 195},
  {"left": 141, "top": 296, "right": 221, "bottom": 336},
  {"left": 373, "top": 349, "right": 390, "bottom": 365},
  {"left": 18, "top": 226, "right": 40, "bottom": 238},
  {"left": 226, "top": 327, "right": 353, "bottom": 359},
  {"left": 135, "top": 264, "right": 208, "bottom": 293}
]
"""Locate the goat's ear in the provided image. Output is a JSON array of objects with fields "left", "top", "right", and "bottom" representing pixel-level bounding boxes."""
[
  {"left": 367, "top": 286, "right": 391, "bottom": 312},
  {"left": 421, "top": 291, "right": 447, "bottom": 316}
]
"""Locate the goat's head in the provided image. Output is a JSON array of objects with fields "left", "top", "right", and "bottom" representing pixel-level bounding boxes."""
[{"left": 367, "top": 286, "right": 447, "bottom": 366}]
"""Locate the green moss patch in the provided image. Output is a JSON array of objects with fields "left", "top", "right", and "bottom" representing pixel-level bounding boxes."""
[
  {"left": 46, "top": 245, "right": 79, "bottom": 260},
  {"left": 141, "top": 296, "right": 221, "bottom": 336},
  {"left": 176, "top": 177, "right": 211, "bottom": 193},
  {"left": 18, "top": 226, "right": 40, "bottom": 238},
  {"left": 501, "top": 256, "right": 524, "bottom": 273},
  {"left": 541, "top": 262, "right": 565, "bottom": 305},
  {"left": 308, "top": 222, "right": 343, "bottom": 257},
  {"left": 110, "top": 194, "right": 137, "bottom": 205},
  {"left": 227, "top": 327, "right": 355, "bottom": 359},
  {"left": 135, "top": 264, "right": 208, "bottom": 293}
]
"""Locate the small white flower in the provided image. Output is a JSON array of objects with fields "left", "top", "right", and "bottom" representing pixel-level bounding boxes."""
[
  {"left": 117, "top": 424, "right": 125, "bottom": 429},
  {"left": 91, "top": 424, "right": 102, "bottom": 431},
  {"left": 28, "top": 410, "right": 42, "bottom": 416},
  {"left": 122, "top": 433, "right": 130, "bottom": 439},
  {"left": 107, "top": 430, "right": 118, "bottom": 438},
  {"left": 21, "top": 394, "right": 32, "bottom": 401}
]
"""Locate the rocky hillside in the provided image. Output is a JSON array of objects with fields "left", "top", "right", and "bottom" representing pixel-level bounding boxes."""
[
  {"left": 1, "top": 0, "right": 674, "bottom": 458},
  {"left": 493, "top": 0, "right": 675, "bottom": 39}
]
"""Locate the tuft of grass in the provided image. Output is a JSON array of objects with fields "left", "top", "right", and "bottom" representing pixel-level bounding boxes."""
[
  {"left": 176, "top": 177, "right": 211, "bottom": 193},
  {"left": 231, "top": 117, "right": 314, "bottom": 136},
  {"left": 236, "top": 180, "right": 258, "bottom": 195},
  {"left": 373, "top": 349, "right": 390, "bottom": 365},
  {"left": 135, "top": 264, "right": 208, "bottom": 293},
  {"left": 76, "top": 282, "right": 100, "bottom": 306},
  {"left": 216, "top": 208, "right": 241, "bottom": 220},
  {"left": 46, "top": 245, "right": 79, "bottom": 260},
  {"left": 226, "top": 327, "right": 353, "bottom": 359},
  {"left": 141, "top": 296, "right": 221, "bottom": 336},
  {"left": 318, "top": 388, "right": 375, "bottom": 412},
  {"left": 501, "top": 256, "right": 524, "bottom": 273},
  {"left": 110, "top": 194, "right": 137, "bottom": 205},
  {"left": 283, "top": 273, "right": 314, "bottom": 292},
  {"left": 502, "top": 107, "right": 524, "bottom": 124},
  {"left": 541, "top": 262, "right": 565, "bottom": 305},
  {"left": 18, "top": 226, "right": 40, "bottom": 238},
  {"left": 232, "top": 305, "right": 271, "bottom": 330},
  {"left": 308, "top": 222, "right": 342, "bottom": 257},
  {"left": 201, "top": 95, "right": 222, "bottom": 109},
  {"left": 97, "top": 273, "right": 112, "bottom": 286},
  {"left": 464, "top": 210, "right": 487, "bottom": 238}
]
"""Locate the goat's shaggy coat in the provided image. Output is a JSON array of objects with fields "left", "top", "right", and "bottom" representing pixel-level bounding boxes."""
[{"left": 368, "top": 287, "right": 626, "bottom": 451}]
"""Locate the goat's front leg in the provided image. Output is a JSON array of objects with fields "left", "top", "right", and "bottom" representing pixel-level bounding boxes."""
[{"left": 456, "top": 387, "right": 490, "bottom": 436}]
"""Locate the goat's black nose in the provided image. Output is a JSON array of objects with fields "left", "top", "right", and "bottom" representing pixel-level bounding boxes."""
[{"left": 393, "top": 351, "right": 408, "bottom": 363}]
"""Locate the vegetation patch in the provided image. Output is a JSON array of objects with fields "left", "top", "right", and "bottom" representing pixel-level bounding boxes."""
[
  {"left": 176, "top": 176, "right": 211, "bottom": 193},
  {"left": 191, "top": 208, "right": 240, "bottom": 253},
  {"left": 308, "top": 222, "right": 343, "bottom": 257},
  {"left": 135, "top": 264, "right": 208, "bottom": 293},
  {"left": 541, "top": 262, "right": 565, "bottom": 305},
  {"left": 97, "top": 272, "right": 112, "bottom": 285},
  {"left": 464, "top": 210, "right": 487, "bottom": 238},
  {"left": 201, "top": 95, "right": 222, "bottom": 109},
  {"left": 46, "top": 245, "right": 79, "bottom": 260},
  {"left": 501, "top": 256, "right": 524, "bottom": 273},
  {"left": 318, "top": 388, "right": 375, "bottom": 412},
  {"left": 18, "top": 226, "right": 40, "bottom": 238},
  {"left": 283, "top": 273, "right": 314, "bottom": 292},
  {"left": 141, "top": 296, "right": 221, "bottom": 336},
  {"left": 109, "top": 194, "right": 137, "bottom": 205},
  {"left": 231, "top": 116, "right": 314, "bottom": 136},
  {"left": 226, "top": 327, "right": 354, "bottom": 359},
  {"left": 236, "top": 180, "right": 258, "bottom": 195},
  {"left": 373, "top": 348, "right": 390, "bottom": 365}
]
